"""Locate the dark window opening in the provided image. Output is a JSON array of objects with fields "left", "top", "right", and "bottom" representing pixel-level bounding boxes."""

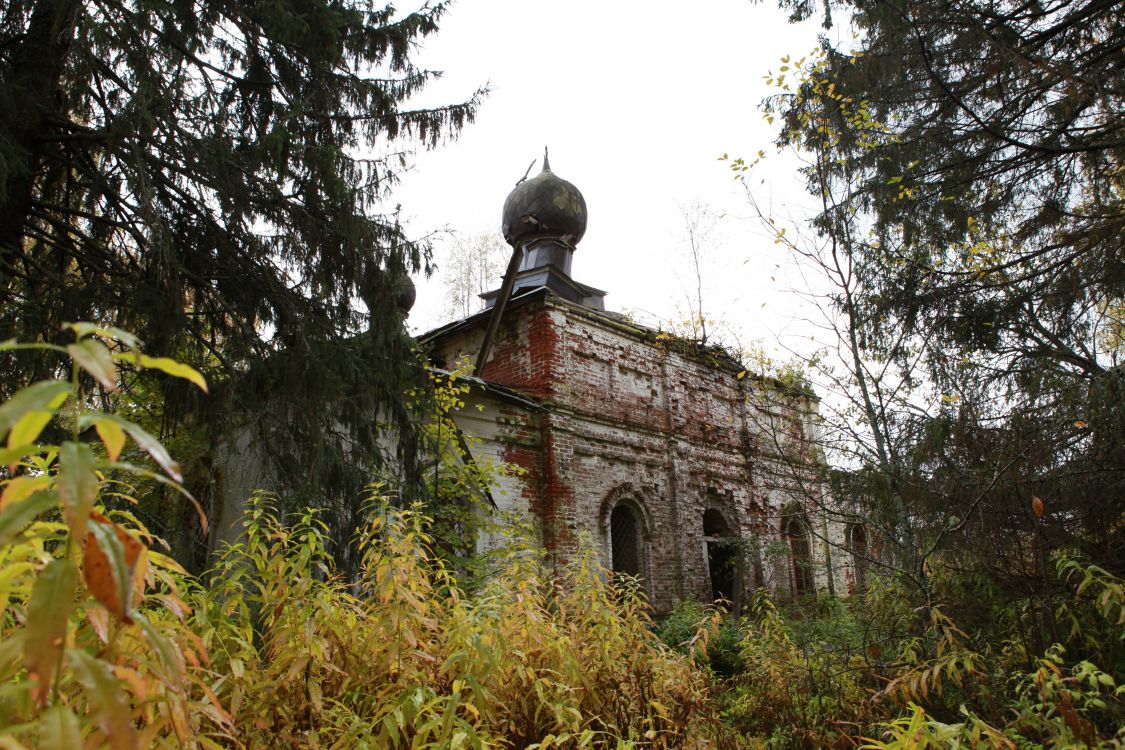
[
  {"left": 784, "top": 516, "right": 815, "bottom": 597},
  {"left": 850, "top": 524, "right": 868, "bottom": 591},
  {"left": 610, "top": 504, "right": 642, "bottom": 578},
  {"left": 703, "top": 509, "right": 736, "bottom": 604},
  {"left": 707, "top": 543, "right": 736, "bottom": 604},
  {"left": 703, "top": 508, "right": 728, "bottom": 536}
]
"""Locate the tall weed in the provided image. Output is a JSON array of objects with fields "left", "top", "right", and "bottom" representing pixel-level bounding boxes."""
[
  {"left": 197, "top": 497, "right": 726, "bottom": 748},
  {"left": 1, "top": 328, "right": 726, "bottom": 749}
]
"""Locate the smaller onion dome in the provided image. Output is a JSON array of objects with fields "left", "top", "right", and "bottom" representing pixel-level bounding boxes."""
[
  {"left": 501, "top": 149, "right": 587, "bottom": 248},
  {"left": 393, "top": 274, "right": 416, "bottom": 314}
]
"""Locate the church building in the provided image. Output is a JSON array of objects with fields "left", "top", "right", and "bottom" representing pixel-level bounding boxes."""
[{"left": 419, "top": 157, "right": 855, "bottom": 612}]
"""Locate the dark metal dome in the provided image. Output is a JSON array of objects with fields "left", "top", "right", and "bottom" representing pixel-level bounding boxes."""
[
  {"left": 501, "top": 152, "right": 587, "bottom": 248},
  {"left": 393, "top": 274, "right": 416, "bottom": 314}
]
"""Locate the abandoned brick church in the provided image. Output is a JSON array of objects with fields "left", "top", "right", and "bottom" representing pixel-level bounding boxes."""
[{"left": 417, "top": 157, "right": 858, "bottom": 612}]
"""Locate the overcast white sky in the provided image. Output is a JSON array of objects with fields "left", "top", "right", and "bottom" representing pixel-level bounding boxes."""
[{"left": 392, "top": 0, "right": 840, "bottom": 361}]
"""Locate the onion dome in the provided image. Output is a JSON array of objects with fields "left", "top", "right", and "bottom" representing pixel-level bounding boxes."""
[
  {"left": 393, "top": 274, "right": 416, "bottom": 314},
  {"left": 501, "top": 149, "right": 587, "bottom": 248}
]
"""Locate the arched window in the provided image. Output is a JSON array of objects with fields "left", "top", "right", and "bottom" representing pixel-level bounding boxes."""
[
  {"left": 783, "top": 515, "right": 815, "bottom": 598},
  {"left": 610, "top": 503, "right": 643, "bottom": 578},
  {"left": 702, "top": 509, "right": 736, "bottom": 604},
  {"left": 849, "top": 524, "right": 868, "bottom": 591}
]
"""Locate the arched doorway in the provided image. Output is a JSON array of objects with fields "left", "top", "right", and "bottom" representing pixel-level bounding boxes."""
[
  {"left": 610, "top": 503, "right": 643, "bottom": 579},
  {"left": 703, "top": 508, "right": 736, "bottom": 604}
]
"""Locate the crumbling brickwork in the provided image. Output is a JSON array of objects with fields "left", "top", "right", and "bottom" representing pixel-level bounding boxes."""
[{"left": 424, "top": 288, "right": 852, "bottom": 612}]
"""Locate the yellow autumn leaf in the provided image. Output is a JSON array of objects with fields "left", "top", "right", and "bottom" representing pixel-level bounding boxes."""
[
  {"left": 94, "top": 418, "right": 127, "bottom": 462},
  {"left": 135, "top": 354, "right": 208, "bottom": 393}
]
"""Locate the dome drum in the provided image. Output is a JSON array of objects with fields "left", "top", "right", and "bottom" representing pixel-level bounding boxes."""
[{"left": 517, "top": 236, "right": 574, "bottom": 276}]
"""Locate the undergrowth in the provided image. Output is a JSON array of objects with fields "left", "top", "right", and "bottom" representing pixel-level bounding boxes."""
[
  {"left": 656, "top": 565, "right": 1125, "bottom": 749},
  {"left": 0, "top": 326, "right": 728, "bottom": 748},
  {"left": 194, "top": 496, "right": 726, "bottom": 748},
  {"left": 3, "top": 325, "right": 1122, "bottom": 749}
]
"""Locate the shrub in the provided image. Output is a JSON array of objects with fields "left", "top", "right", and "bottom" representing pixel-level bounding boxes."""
[
  {"left": 718, "top": 590, "right": 872, "bottom": 749},
  {"left": 0, "top": 327, "right": 727, "bottom": 749},
  {"left": 656, "top": 599, "right": 744, "bottom": 678},
  {"left": 0, "top": 325, "right": 229, "bottom": 748},
  {"left": 866, "top": 557, "right": 1125, "bottom": 749}
]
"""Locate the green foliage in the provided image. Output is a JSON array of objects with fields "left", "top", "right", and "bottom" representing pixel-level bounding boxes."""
[
  {"left": 863, "top": 556, "right": 1125, "bottom": 749},
  {"left": 729, "top": 11, "right": 1125, "bottom": 663},
  {"left": 657, "top": 600, "right": 744, "bottom": 678},
  {"left": 0, "top": 327, "right": 728, "bottom": 748},
  {"left": 3, "top": 326, "right": 1119, "bottom": 748},
  {"left": 726, "top": 5, "right": 1125, "bottom": 746},
  {"left": 693, "top": 556, "right": 1124, "bottom": 748},
  {"left": 771, "top": 0, "right": 1124, "bottom": 385},
  {"left": 859, "top": 704, "right": 1012, "bottom": 750},
  {"left": 733, "top": 340, "right": 815, "bottom": 399},
  {"left": 866, "top": 643, "right": 1125, "bottom": 749},
  {"left": 0, "top": 326, "right": 226, "bottom": 748},
  {"left": 401, "top": 362, "right": 521, "bottom": 586},
  {"left": 754, "top": 0, "right": 1125, "bottom": 592},
  {"left": 718, "top": 591, "right": 873, "bottom": 749}
]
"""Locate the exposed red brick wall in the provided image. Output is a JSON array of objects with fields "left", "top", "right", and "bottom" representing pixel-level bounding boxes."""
[{"left": 431, "top": 290, "right": 842, "bottom": 612}]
